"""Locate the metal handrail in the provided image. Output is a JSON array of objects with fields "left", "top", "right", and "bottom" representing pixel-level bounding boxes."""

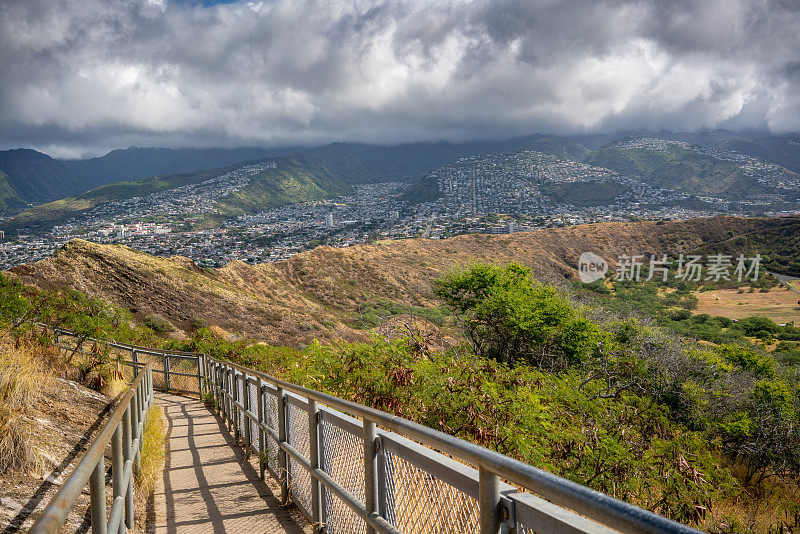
[
  {"left": 35, "top": 324, "right": 204, "bottom": 395},
  {"left": 32, "top": 324, "right": 702, "bottom": 534},
  {"left": 33, "top": 322, "right": 202, "bottom": 356},
  {"left": 29, "top": 364, "right": 154, "bottom": 534},
  {"left": 203, "top": 355, "right": 704, "bottom": 534}
]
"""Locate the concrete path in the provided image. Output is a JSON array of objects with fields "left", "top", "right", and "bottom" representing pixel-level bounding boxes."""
[{"left": 152, "top": 393, "right": 311, "bottom": 534}]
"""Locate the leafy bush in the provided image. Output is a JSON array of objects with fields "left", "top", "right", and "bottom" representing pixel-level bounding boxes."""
[
  {"left": 435, "top": 263, "right": 603, "bottom": 369},
  {"left": 143, "top": 314, "right": 175, "bottom": 334},
  {"left": 733, "top": 316, "right": 782, "bottom": 336}
]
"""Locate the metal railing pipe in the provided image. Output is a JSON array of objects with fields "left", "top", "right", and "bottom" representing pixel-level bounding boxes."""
[
  {"left": 122, "top": 404, "right": 134, "bottom": 530},
  {"left": 30, "top": 366, "right": 152, "bottom": 534},
  {"left": 89, "top": 462, "right": 106, "bottom": 534},
  {"left": 242, "top": 371, "right": 251, "bottom": 449},
  {"left": 205, "top": 355, "right": 702, "bottom": 534},
  {"left": 307, "top": 398, "right": 323, "bottom": 532},
  {"left": 479, "top": 466, "right": 501, "bottom": 534},
  {"left": 258, "top": 378, "right": 266, "bottom": 480},
  {"left": 364, "top": 420, "right": 379, "bottom": 534},
  {"left": 277, "top": 387, "right": 289, "bottom": 504}
]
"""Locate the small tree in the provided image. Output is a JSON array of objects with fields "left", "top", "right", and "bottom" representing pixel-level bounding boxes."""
[{"left": 435, "top": 263, "right": 602, "bottom": 369}]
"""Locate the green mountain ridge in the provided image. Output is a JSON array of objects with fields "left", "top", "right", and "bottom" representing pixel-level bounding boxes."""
[
  {"left": 0, "top": 146, "right": 284, "bottom": 212},
  {"left": 0, "top": 134, "right": 592, "bottom": 216},
  {"left": 0, "top": 170, "right": 26, "bottom": 212},
  {"left": 0, "top": 167, "right": 229, "bottom": 233},
  {"left": 583, "top": 138, "right": 799, "bottom": 198},
  {"left": 214, "top": 155, "right": 354, "bottom": 216},
  {"left": 1, "top": 148, "right": 388, "bottom": 233},
  {"left": 661, "top": 131, "right": 800, "bottom": 173}
]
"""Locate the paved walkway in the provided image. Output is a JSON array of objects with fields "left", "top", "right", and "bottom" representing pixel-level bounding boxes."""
[{"left": 152, "top": 393, "right": 311, "bottom": 534}]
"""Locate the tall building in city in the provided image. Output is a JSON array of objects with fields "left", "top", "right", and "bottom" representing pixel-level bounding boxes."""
[{"left": 325, "top": 213, "right": 334, "bottom": 229}]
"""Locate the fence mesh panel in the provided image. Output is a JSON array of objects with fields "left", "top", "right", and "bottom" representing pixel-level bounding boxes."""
[
  {"left": 166, "top": 355, "right": 200, "bottom": 394},
  {"left": 287, "top": 401, "right": 312, "bottom": 514},
  {"left": 263, "top": 390, "right": 280, "bottom": 476},
  {"left": 320, "top": 419, "right": 366, "bottom": 534},
  {"left": 236, "top": 372, "right": 246, "bottom": 432},
  {"left": 133, "top": 351, "right": 167, "bottom": 390},
  {"left": 247, "top": 379, "right": 259, "bottom": 451},
  {"left": 384, "top": 449, "right": 480, "bottom": 534}
]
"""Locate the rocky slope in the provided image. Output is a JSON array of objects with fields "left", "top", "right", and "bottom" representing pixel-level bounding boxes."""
[{"left": 8, "top": 216, "right": 797, "bottom": 346}]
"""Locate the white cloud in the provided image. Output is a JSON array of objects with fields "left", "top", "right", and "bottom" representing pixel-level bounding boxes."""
[{"left": 0, "top": 0, "right": 798, "bottom": 157}]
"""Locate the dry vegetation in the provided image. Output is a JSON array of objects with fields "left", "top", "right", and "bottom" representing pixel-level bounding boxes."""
[
  {"left": 0, "top": 333, "right": 113, "bottom": 532},
  {"left": 0, "top": 329, "right": 167, "bottom": 533},
  {"left": 133, "top": 405, "right": 166, "bottom": 528},
  {"left": 0, "top": 338, "right": 53, "bottom": 475},
  {"left": 9, "top": 216, "right": 789, "bottom": 347},
  {"left": 695, "top": 286, "right": 800, "bottom": 324}
]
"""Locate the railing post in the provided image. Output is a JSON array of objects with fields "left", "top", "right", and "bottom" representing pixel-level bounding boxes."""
[
  {"left": 242, "top": 371, "right": 251, "bottom": 451},
  {"left": 377, "top": 436, "right": 387, "bottom": 519},
  {"left": 196, "top": 354, "right": 202, "bottom": 397},
  {"left": 202, "top": 354, "right": 208, "bottom": 397},
  {"left": 123, "top": 404, "right": 134, "bottom": 530},
  {"left": 233, "top": 371, "right": 241, "bottom": 442},
  {"left": 308, "top": 399, "right": 323, "bottom": 532},
  {"left": 112, "top": 423, "right": 125, "bottom": 533},
  {"left": 363, "top": 419, "right": 378, "bottom": 534},
  {"left": 257, "top": 377, "right": 266, "bottom": 480},
  {"left": 132, "top": 349, "right": 138, "bottom": 378},
  {"left": 163, "top": 352, "right": 171, "bottom": 392},
  {"left": 221, "top": 365, "right": 228, "bottom": 423},
  {"left": 132, "top": 388, "right": 141, "bottom": 475},
  {"left": 479, "top": 466, "right": 501, "bottom": 534},
  {"left": 225, "top": 365, "right": 236, "bottom": 430},
  {"left": 277, "top": 387, "right": 289, "bottom": 505},
  {"left": 90, "top": 460, "right": 107, "bottom": 534},
  {"left": 216, "top": 362, "right": 222, "bottom": 414},
  {"left": 222, "top": 365, "right": 227, "bottom": 424}
]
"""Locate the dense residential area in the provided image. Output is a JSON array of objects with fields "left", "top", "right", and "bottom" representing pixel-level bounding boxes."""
[{"left": 1, "top": 137, "right": 800, "bottom": 269}]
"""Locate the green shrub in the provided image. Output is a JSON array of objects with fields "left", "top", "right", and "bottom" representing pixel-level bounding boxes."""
[
  {"left": 733, "top": 316, "right": 782, "bottom": 336},
  {"left": 143, "top": 315, "right": 175, "bottom": 334},
  {"left": 669, "top": 309, "right": 692, "bottom": 321},
  {"left": 434, "top": 263, "right": 603, "bottom": 369}
]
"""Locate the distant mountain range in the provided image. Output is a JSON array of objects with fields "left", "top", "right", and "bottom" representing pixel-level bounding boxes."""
[
  {"left": 0, "top": 146, "right": 291, "bottom": 212},
  {"left": 0, "top": 134, "right": 590, "bottom": 215},
  {"left": 1, "top": 131, "right": 798, "bottom": 235},
  {"left": 0, "top": 134, "right": 591, "bottom": 232},
  {"left": 584, "top": 136, "right": 800, "bottom": 199}
]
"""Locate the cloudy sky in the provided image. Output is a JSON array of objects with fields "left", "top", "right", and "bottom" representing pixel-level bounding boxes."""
[{"left": 1, "top": 0, "right": 799, "bottom": 158}]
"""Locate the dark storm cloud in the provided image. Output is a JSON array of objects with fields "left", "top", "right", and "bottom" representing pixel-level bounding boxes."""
[{"left": 0, "top": 0, "right": 798, "bottom": 158}]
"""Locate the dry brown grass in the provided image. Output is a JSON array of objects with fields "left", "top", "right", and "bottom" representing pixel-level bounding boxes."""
[
  {"left": 136, "top": 405, "right": 166, "bottom": 496},
  {"left": 702, "top": 478, "right": 800, "bottom": 533},
  {"left": 0, "top": 337, "right": 53, "bottom": 474},
  {"left": 133, "top": 405, "right": 166, "bottom": 529},
  {"left": 695, "top": 287, "right": 800, "bottom": 324},
  {"left": 101, "top": 378, "right": 130, "bottom": 398},
  {"left": 7, "top": 217, "right": 799, "bottom": 347}
]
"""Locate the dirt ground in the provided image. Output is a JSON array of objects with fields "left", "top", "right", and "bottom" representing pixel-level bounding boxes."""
[
  {"left": 695, "top": 286, "right": 800, "bottom": 324},
  {"left": 0, "top": 377, "right": 112, "bottom": 533}
]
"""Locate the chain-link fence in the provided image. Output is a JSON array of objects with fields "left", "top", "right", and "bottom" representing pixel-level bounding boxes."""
[
  {"left": 205, "top": 356, "right": 701, "bottom": 534},
  {"left": 44, "top": 325, "right": 203, "bottom": 396},
  {"left": 41, "top": 325, "right": 699, "bottom": 534}
]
